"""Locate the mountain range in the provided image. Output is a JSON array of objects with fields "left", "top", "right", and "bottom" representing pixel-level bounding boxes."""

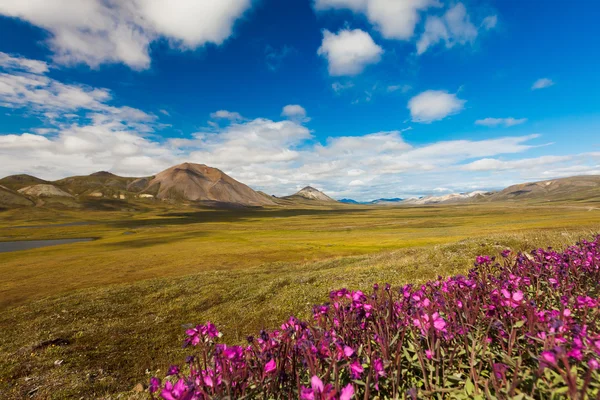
[{"left": 1, "top": 162, "right": 599, "bottom": 210}]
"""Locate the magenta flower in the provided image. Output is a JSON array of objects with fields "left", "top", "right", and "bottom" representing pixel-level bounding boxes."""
[
  {"left": 589, "top": 359, "right": 600, "bottom": 370},
  {"left": 160, "top": 378, "right": 187, "bottom": 400},
  {"left": 540, "top": 351, "right": 557, "bottom": 368},
  {"left": 340, "top": 383, "right": 354, "bottom": 400},
  {"left": 343, "top": 346, "right": 354, "bottom": 358},
  {"left": 264, "top": 359, "right": 276, "bottom": 374},
  {"left": 425, "top": 349, "right": 433, "bottom": 360},
  {"left": 311, "top": 375, "right": 324, "bottom": 392},
  {"left": 149, "top": 377, "right": 160, "bottom": 393},
  {"left": 166, "top": 365, "right": 179, "bottom": 376},
  {"left": 349, "top": 361, "right": 364, "bottom": 379}
]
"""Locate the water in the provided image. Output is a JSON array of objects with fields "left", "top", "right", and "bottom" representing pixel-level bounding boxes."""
[{"left": 0, "top": 238, "right": 94, "bottom": 253}]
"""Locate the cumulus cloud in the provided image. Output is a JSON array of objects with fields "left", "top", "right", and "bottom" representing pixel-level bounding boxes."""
[
  {"left": 417, "top": 3, "right": 481, "bottom": 55},
  {"left": 408, "top": 90, "right": 465, "bottom": 123},
  {"left": 314, "top": 0, "right": 437, "bottom": 40},
  {"left": 281, "top": 104, "right": 309, "bottom": 122},
  {"left": 532, "top": 78, "right": 555, "bottom": 90},
  {"left": 0, "top": 0, "right": 253, "bottom": 69},
  {"left": 317, "top": 29, "right": 383, "bottom": 76},
  {"left": 475, "top": 117, "right": 527, "bottom": 127},
  {"left": 1, "top": 53, "right": 593, "bottom": 201}
]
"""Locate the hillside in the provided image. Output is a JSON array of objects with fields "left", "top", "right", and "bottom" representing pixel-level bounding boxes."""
[
  {"left": 487, "top": 175, "right": 600, "bottom": 202},
  {"left": 0, "top": 185, "right": 34, "bottom": 208},
  {"left": 284, "top": 186, "right": 337, "bottom": 203},
  {"left": 143, "top": 163, "right": 276, "bottom": 206},
  {"left": 0, "top": 174, "right": 50, "bottom": 191}
]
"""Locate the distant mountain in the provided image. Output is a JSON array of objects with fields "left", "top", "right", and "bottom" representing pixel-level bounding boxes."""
[
  {"left": 487, "top": 175, "right": 600, "bottom": 202},
  {"left": 143, "top": 163, "right": 275, "bottom": 206},
  {"left": 339, "top": 198, "right": 360, "bottom": 204},
  {"left": 402, "top": 191, "right": 492, "bottom": 205},
  {"left": 370, "top": 198, "right": 404, "bottom": 205},
  {"left": 2, "top": 169, "right": 600, "bottom": 210},
  {"left": 285, "top": 186, "right": 337, "bottom": 202},
  {"left": 339, "top": 198, "right": 404, "bottom": 205}
]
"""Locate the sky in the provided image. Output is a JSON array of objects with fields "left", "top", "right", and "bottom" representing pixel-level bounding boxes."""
[{"left": 0, "top": 0, "right": 599, "bottom": 201}]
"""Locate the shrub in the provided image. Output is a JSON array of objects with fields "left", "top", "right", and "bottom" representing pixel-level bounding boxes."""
[{"left": 151, "top": 237, "right": 600, "bottom": 399}]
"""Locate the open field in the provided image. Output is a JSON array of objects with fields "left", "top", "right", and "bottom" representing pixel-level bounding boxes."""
[{"left": 1, "top": 202, "right": 600, "bottom": 398}]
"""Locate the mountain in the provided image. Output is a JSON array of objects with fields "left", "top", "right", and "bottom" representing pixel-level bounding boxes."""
[
  {"left": 143, "top": 163, "right": 275, "bottom": 206},
  {"left": 370, "top": 198, "right": 404, "bottom": 205},
  {"left": 0, "top": 174, "right": 50, "bottom": 191},
  {"left": 54, "top": 171, "right": 139, "bottom": 197},
  {"left": 339, "top": 198, "right": 360, "bottom": 204},
  {"left": 18, "top": 184, "right": 73, "bottom": 198},
  {"left": 0, "top": 185, "right": 34, "bottom": 208},
  {"left": 402, "top": 191, "right": 492, "bottom": 205},
  {"left": 285, "top": 186, "right": 337, "bottom": 202},
  {"left": 487, "top": 175, "right": 600, "bottom": 202},
  {"left": 339, "top": 198, "right": 404, "bottom": 205}
]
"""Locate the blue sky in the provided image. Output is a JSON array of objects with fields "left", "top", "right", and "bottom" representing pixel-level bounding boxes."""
[{"left": 0, "top": 0, "right": 599, "bottom": 200}]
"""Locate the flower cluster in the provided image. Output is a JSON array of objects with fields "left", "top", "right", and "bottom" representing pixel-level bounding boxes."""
[{"left": 151, "top": 237, "right": 600, "bottom": 398}]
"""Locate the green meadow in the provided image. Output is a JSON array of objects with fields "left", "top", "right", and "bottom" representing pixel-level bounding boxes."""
[{"left": 1, "top": 202, "right": 600, "bottom": 398}]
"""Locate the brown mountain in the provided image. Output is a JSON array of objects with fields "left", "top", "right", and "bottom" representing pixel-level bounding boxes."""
[
  {"left": 143, "top": 163, "right": 275, "bottom": 206},
  {"left": 487, "top": 175, "right": 600, "bottom": 202}
]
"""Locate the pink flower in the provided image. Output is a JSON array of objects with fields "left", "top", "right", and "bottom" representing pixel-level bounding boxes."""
[
  {"left": 311, "top": 376, "right": 324, "bottom": 392},
  {"left": 349, "top": 361, "right": 364, "bottom": 379},
  {"left": 425, "top": 349, "right": 433, "bottom": 360},
  {"left": 340, "top": 384, "right": 354, "bottom": 400},
  {"left": 432, "top": 313, "right": 446, "bottom": 332},
  {"left": 264, "top": 359, "right": 276, "bottom": 374},
  {"left": 149, "top": 377, "right": 160, "bottom": 393},
  {"left": 589, "top": 359, "right": 600, "bottom": 370},
  {"left": 540, "top": 351, "right": 557, "bottom": 367},
  {"left": 343, "top": 346, "right": 354, "bottom": 358},
  {"left": 161, "top": 379, "right": 187, "bottom": 400},
  {"left": 373, "top": 358, "right": 386, "bottom": 377}
]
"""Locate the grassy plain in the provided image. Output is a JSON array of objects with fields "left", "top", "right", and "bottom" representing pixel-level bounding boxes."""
[{"left": 0, "top": 201, "right": 599, "bottom": 398}]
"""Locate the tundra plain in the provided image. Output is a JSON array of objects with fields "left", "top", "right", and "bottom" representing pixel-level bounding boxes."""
[{"left": 1, "top": 201, "right": 600, "bottom": 398}]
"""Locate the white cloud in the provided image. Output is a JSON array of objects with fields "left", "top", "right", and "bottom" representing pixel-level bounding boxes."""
[
  {"left": 417, "top": 3, "right": 480, "bottom": 55},
  {"left": 1, "top": 53, "right": 594, "bottom": 201},
  {"left": 210, "top": 110, "right": 243, "bottom": 121},
  {"left": 314, "top": 0, "right": 437, "bottom": 40},
  {"left": 332, "top": 81, "right": 355, "bottom": 92},
  {"left": 481, "top": 15, "right": 498, "bottom": 30},
  {"left": 475, "top": 117, "right": 527, "bottom": 127},
  {"left": 0, "top": 52, "right": 49, "bottom": 74},
  {"left": 0, "top": 0, "right": 253, "bottom": 69},
  {"left": 281, "top": 104, "right": 308, "bottom": 122},
  {"left": 408, "top": 90, "right": 465, "bottom": 123},
  {"left": 317, "top": 29, "right": 383, "bottom": 76},
  {"left": 532, "top": 78, "right": 555, "bottom": 90}
]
